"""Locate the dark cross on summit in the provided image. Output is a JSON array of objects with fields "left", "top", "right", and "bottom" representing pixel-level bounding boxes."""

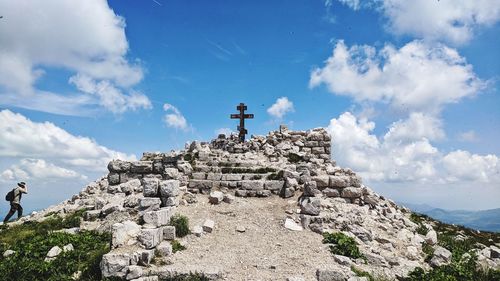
[{"left": 230, "top": 102, "right": 254, "bottom": 142}]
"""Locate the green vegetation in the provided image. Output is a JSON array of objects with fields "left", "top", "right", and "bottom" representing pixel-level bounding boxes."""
[
  {"left": 161, "top": 272, "right": 209, "bottom": 281},
  {"left": 404, "top": 212, "right": 500, "bottom": 281},
  {"left": 169, "top": 215, "right": 190, "bottom": 237},
  {"left": 322, "top": 232, "right": 364, "bottom": 259},
  {"left": 266, "top": 170, "right": 284, "bottom": 180},
  {"left": 0, "top": 210, "right": 111, "bottom": 281},
  {"left": 351, "top": 266, "right": 391, "bottom": 281},
  {"left": 170, "top": 240, "right": 186, "bottom": 253},
  {"left": 287, "top": 153, "right": 303, "bottom": 163}
]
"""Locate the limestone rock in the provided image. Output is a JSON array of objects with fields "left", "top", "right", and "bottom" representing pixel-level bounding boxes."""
[
  {"left": 3, "top": 250, "right": 15, "bottom": 257},
  {"left": 159, "top": 180, "right": 180, "bottom": 197},
  {"left": 284, "top": 218, "right": 303, "bottom": 231},
  {"left": 45, "top": 246, "right": 62, "bottom": 262},
  {"left": 430, "top": 246, "right": 452, "bottom": 267},
  {"left": 141, "top": 178, "right": 159, "bottom": 197},
  {"left": 203, "top": 219, "right": 215, "bottom": 233},
  {"left": 101, "top": 252, "right": 132, "bottom": 278},
  {"left": 341, "top": 187, "right": 362, "bottom": 198},
  {"left": 156, "top": 241, "right": 173, "bottom": 257},
  {"left": 223, "top": 193, "right": 235, "bottom": 203},
  {"left": 142, "top": 207, "right": 174, "bottom": 227},
  {"left": 162, "top": 225, "right": 176, "bottom": 240},
  {"left": 112, "top": 220, "right": 141, "bottom": 248},
  {"left": 425, "top": 230, "right": 438, "bottom": 245},
  {"left": 209, "top": 191, "right": 224, "bottom": 204},
  {"left": 193, "top": 225, "right": 203, "bottom": 237},
  {"left": 63, "top": 243, "right": 74, "bottom": 252},
  {"left": 139, "top": 197, "right": 161, "bottom": 211},
  {"left": 138, "top": 228, "right": 163, "bottom": 249}
]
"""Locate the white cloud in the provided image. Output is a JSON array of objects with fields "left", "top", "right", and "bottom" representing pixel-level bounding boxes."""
[
  {"left": 267, "top": 97, "right": 295, "bottom": 119},
  {"left": 327, "top": 112, "right": 500, "bottom": 185},
  {"left": 1, "top": 159, "right": 86, "bottom": 182},
  {"left": 163, "top": 103, "right": 188, "bottom": 130},
  {"left": 310, "top": 40, "right": 485, "bottom": 114},
  {"left": 335, "top": 0, "right": 500, "bottom": 45},
  {"left": 458, "top": 130, "right": 479, "bottom": 142},
  {"left": 380, "top": 0, "right": 500, "bottom": 45},
  {"left": 0, "top": 109, "right": 136, "bottom": 174},
  {"left": 215, "top": 128, "right": 234, "bottom": 136},
  {"left": 0, "top": 0, "right": 150, "bottom": 114}
]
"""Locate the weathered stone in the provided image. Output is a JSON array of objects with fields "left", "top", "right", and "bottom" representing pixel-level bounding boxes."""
[
  {"left": 425, "top": 230, "right": 438, "bottom": 245},
  {"left": 139, "top": 197, "right": 161, "bottom": 211},
  {"left": 162, "top": 225, "right": 176, "bottom": 240},
  {"left": 323, "top": 188, "right": 340, "bottom": 197},
  {"left": 203, "top": 219, "right": 215, "bottom": 233},
  {"left": 264, "top": 180, "right": 284, "bottom": 191},
  {"left": 162, "top": 197, "right": 179, "bottom": 207},
  {"left": 223, "top": 194, "right": 235, "bottom": 203},
  {"left": 281, "top": 188, "right": 295, "bottom": 198},
  {"left": 126, "top": 265, "right": 143, "bottom": 280},
  {"left": 102, "top": 203, "right": 123, "bottom": 217},
  {"left": 236, "top": 225, "right": 246, "bottom": 232},
  {"left": 131, "top": 276, "right": 159, "bottom": 281},
  {"left": 285, "top": 177, "right": 299, "bottom": 190},
  {"left": 316, "top": 268, "right": 349, "bottom": 281},
  {"left": 101, "top": 252, "right": 131, "bottom": 278},
  {"left": 284, "top": 218, "right": 303, "bottom": 231},
  {"left": 84, "top": 210, "right": 101, "bottom": 220},
  {"left": 112, "top": 220, "right": 141, "bottom": 248},
  {"left": 491, "top": 245, "right": 500, "bottom": 258},
  {"left": 303, "top": 181, "right": 321, "bottom": 197},
  {"left": 240, "top": 180, "right": 264, "bottom": 191},
  {"left": 45, "top": 246, "right": 62, "bottom": 262},
  {"left": 311, "top": 147, "right": 325, "bottom": 154},
  {"left": 141, "top": 178, "right": 159, "bottom": 197},
  {"left": 108, "top": 160, "right": 132, "bottom": 173},
  {"left": 188, "top": 180, "right": 212, "bottom": 190},
  {"left": 431, "top": 246, "right": 452, "bottom": 267},
  {"left": 177, "top": 162, "right": 193, "bottom": 175},
  {"left": 152, "top": 160, "right": 163, "bottom": 174},
  {"left": 235, "top": 189, "right": 247, "bottom": 197},
  {"left": 159, "top": 180, "right": 180, "bottom": 198},
  {"left": 3, "top": 250, "right": 15, "bottom": 257},
  {"left": 135, "top": 249, "right": 155, "bottom": 265},
  {"left": 156, "top": 241, "right": 173, "bottom": 257},
  {"left": 164, "top": 168, "right": 180, "bottom": 179},
  {"left": 257, "top": 190, "right": 272, "bottom": 197},
  {"left": 131, "top": 161, "right": 153, "bottom": 173},
  {"left": 108, "top": 173, "right": 120, "bottom": 185},
  {"left": 312, "top": 175, "right": 330, "bottom": 188},
  {"left": 341, "top": 187, "right": 363, "bottom": 198},
  {"left": 142, "top": 207, "right": 174, "bottom": 227},
  {"left": 209, "top": 191, "right": 224, "bottom": 204},
  {"left": 119, "top": 179, "right": 141, "bottom": 195},
  {"left": 329, "top": 175, "right": 350, "bottom": 188},
  {"left": 63, "top": 243, "right": 74, "bottom": 252},
  {"left": 138, "top": 228, "right": 163, "bottom": 249},
  {"left": 300, "top": 197, "right": 321, "bottom": 216},
  {"left": 192, "top": 225, "right": 203, "bottom": 237}
]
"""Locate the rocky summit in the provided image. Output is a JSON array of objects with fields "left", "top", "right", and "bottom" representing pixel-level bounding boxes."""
[{"left": 6, "top": 126, "right": 500, "bottom": 281}]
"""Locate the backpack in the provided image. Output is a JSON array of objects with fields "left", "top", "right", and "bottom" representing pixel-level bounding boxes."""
[{"left": 5, "top": 189, "right": 14, "bottom": 202}]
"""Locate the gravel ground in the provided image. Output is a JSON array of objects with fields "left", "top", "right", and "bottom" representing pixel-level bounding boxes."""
[{"left": 168, "top": 194, "right": 336, "bottom": 280}]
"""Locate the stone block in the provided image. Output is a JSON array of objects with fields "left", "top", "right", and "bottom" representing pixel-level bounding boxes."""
[
  {"left": 108, "top": 173, "right": 120, "bottom": 185},
  {"left": 300, "top": 197, "right": 321, "bottom": 216},
  {"left": 209, "top": 191, "right": 224, "bottom": 204},
  {"left": 142, "top": 207, "right": 174, "bottom": 227},
  {"left": 329, "top": 175, "right": 350, "bottom": 188},
  {"left": 256, "top": 190, "right": 272, "bottom": 197},
  {"left": 341, "top": 187, "right": 363, "bottom": 198},
  {"left": 316, "top": 269, "right": 349, "bottom": 281},
  {"left": 222, "top": 174, "right": 243, "bottom": 181},
  {"left": 156, "top": 241, "right": 173, "bottom": 257},
  {"left": 139, "top": 197, "right": 161, "bottom": 210},
  {"left": 164, "top": 168, "right": 180, "bottom": 179},
  {"left": 108, "top": 160, "right": 132, "bottom": 173},
  {"left": 311, "top": 147, "right": 325, "bottom": 154},
  {"left": 131, "top": 161, "right": 153, "bottom": 174},
  {"left": 207, "top": 173, "right": 222, "bottom": 181},
  {"left": 141, "top": 178, "right": 159, "bottom": 197},
  {"left": 159, "top": 180, "right": 180, "bottom": 197},
  {"left": 223, "top": 193, "right": 235, "bottom": 203},
  {"left": 188, "top": 180, "right": 213, "bottom": 190},
  {"left": 101, "top": 252, "right": 131, "bottom": 278},
  {"left": 203, "top": 219, "right": 215, "bottom": 233},
  {"left": 135, "top": 249, "right": 155, "bottom": 265},
  {"left": 323, "top": 188, "right": 340, "bottom": 198},
  {"left": 264, "top": 180, "right": 284, "bottom": 191},
  {"left": 235, "top": 189, "right": 247, "bottom": 197},
  {"left": 138, "top": 228, "right": 163, "bottom": 249},
  {"left": 162, "top": 225, "right": 176, "bottom": 240},
  {"left": 240, "top": 180, "right": 264, "bottom": 191},
  {"left": 112, "top": 220, "right": 141, "bottom": 248},
  {"left": 312, "top": 175, "right": 330, "bottom": 188},
  {"left": 152, "top": 160, "right": 164, "bottom": 174},
  {"left": 303, "top": 181, "right": 321, "bottom": 197}
]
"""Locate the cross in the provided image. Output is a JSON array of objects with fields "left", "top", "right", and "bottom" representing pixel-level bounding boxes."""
[{"left": 230, "top": 103, "right": 254, "bottom": 142}]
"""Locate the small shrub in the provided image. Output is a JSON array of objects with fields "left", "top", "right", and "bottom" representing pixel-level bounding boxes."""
[
  {"left": 183, "top": 154, "right": 192, "bottom": 161},
  {"left": 422, "top": 242, "right": 435, "bottom": 262},
  {"left": 322, "top": 232, "right": 364, "bottom": 259},
  {"left": 416, "top": 223, "right": 429, "bottom": 236},
  {"left": 170, "top": 240, "right": 186, "bottom": 253},
  {"left": 170, "top": 215, "right": 190, "bottom": 237}
]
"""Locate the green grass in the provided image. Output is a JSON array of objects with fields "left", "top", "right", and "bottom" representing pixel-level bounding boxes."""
[
  {"left": 0, "top": 210, "right": 111, "bottom": 281},
  {"left": 169, "top": 215, "right": 190, "bottom": 238},
  {"left": 170, "top": 240, "right": 186, "bottom": 253},
  {"left": 404, "top": 212, "right": 500, "bottom": 281},
  {"left": 322, "top": 232, "right": 364, "bottom": 259}
]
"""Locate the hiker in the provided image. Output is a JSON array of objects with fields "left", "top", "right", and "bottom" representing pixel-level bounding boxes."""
[{"left": 3, "top": 182, "right": 28, "bottom": 223}]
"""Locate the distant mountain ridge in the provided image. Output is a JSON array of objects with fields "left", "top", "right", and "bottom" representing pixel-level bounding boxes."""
[{"left": 400, "top": 202, "right": 500, "bottom": 233}]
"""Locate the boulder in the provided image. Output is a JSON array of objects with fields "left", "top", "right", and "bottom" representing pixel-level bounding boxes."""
[
  {"left": 329, "top": 175, "right": 350, "bottom": 188},
  {"left": 323, "top": 188, "right": 340, "bottom": 198},
  {"left": 126, "top": 265, "right": 144, "bottom": 280},
  {"left": 156, "top": 241, "right": 173, "bottom": 257},
  {"left": 108, "top": 173, "right": 120, "bottom": 185},
  {"left": 209, "top": 191, "right": 224, "bottom": 204},
  {"left": 425, "top": 230, "right": 438, "bottom": 245},
  {"left": 45, "top": 246, "right": 62, "bottom": 262},
  {"left": 316, "top": 268, "right": 349, "bottom": 281},
  {"left": 3, "top": 250, "right": 15, "bottom": 257},
  {"left": 164, "top": 168, "right": 180, "bottom": 179},
  {"left": 264, "top": 181, "right": 284, "bottom": 191},
  {"left": 303, "top": 181, "right": 321, "bottom": 197},
  {"left": 112, "top": 220, "right": 141, "bottom": 248},
  {"left": 108, "top": 160, "right": 132, "bottom": 173},
  {"left": 430, "top": 246, "right": 452, "bottom": 267},
  {"left": 101, "top": 252, "right": 132, "bottom": 278},
  {"left": 63, "top": 243, "right": 74, "bottom": 252},
  {"left": 223, "top": 194, "right": 235, "bottom": 203},
  {"left": 192, "top": 225, "right": 203, "bottom": 237},
  {"left": 312, "top": 175, "right": 329, "bottom": 188},
  {"left": 300, "top": 197, "right": 321, "bottom": 216},
  {"left": 341, "top": 187, "right": 363, "bottom": 198}
]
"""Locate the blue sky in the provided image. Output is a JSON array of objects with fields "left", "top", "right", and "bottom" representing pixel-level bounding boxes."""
[{"left": 0, "top": 0, "right": 499, "bottom": 213}]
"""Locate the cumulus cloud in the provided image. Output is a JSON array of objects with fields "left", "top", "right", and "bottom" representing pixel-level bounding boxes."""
[
  {"left": 335, "top": 0, "right": 500, "bottom": 45},
  {"left": 0, "top": 109, "right": 136, "bottom": 174},
  {"left": 327, "top": 112, "right": 500, "bottom": 184},
  {"left": 1, "top": 159, "right": 86, "bottom": 182},
  {"left": 0, "top": 0, "right": 151, "bottom": 114},
  {"left": 267, "top": 97, "right": 295, "bottom": 119},
  {"left": 310, "top": 40, "right": 485, "bottom": 114},
  {"left": 458, "top": 130, "right": 479, "bottom": 142},
  {"left": 163, "top": 103, "right": 188, "bottom": 130}
]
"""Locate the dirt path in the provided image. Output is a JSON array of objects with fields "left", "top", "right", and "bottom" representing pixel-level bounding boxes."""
[{"left": 169, "top": 195, "right": 335, "bottom": 280}]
